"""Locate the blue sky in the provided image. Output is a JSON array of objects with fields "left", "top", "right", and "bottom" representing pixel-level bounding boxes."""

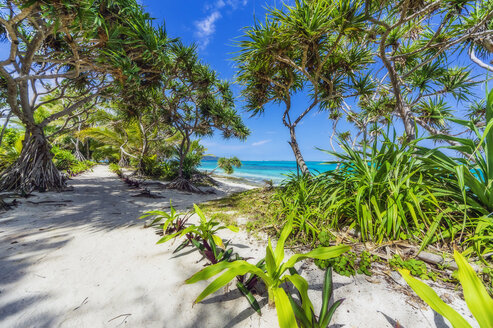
[
  {"left": 142, "top": 0, "right": 351, "bottom": 161},
  {"left": 0, "top": 1, "right": 488, "bottom": 161},
  {"left": 140, "top": 0, "right": 490, "bottom": 161}
]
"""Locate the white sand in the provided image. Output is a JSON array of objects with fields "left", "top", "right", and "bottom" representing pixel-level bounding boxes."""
[{"left": 0, "top": 166, "right": 477, "bottom": 327}]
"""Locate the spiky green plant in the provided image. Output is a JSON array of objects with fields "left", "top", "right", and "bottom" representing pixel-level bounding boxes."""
[{"left": 288, "top": 267, "right": 343, "bottom": 328}]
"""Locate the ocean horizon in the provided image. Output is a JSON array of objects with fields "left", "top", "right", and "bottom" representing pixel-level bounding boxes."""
[{"left": 199, "top": 160, "right": 336, "bottom": 184}]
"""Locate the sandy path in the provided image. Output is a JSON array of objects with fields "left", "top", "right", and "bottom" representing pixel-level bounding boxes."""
[{"left": 0, "top": 166, "right": 475, "bottom": 327}]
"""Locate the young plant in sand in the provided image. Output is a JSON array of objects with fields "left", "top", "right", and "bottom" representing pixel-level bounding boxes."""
[
  {"left": 399, "top": 250, "right": 493, "bottom": 328},
  {"left": 138, "top": 201, "right": 185, "bottom": 230},
  {"left": 288, "top": 267, "right": 342, "bottom": 328},
  {"left": 156, "top": 204, "right": 239, "bottom": 248},
  {"left": 185, "top": 217, "right": 350, "bottom": 328}
]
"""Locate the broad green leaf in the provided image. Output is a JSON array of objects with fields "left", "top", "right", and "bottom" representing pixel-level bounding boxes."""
[
  {"left": 226, "top": 225, "right": 239, "bottom": 232},
  {"left": 319, "top": 267, "right": 333, "bottom": 321},
  {"left": 193, "top": 265, "right": 255, "bottom": 303},
  {"left": 211, "top": 234, "right": 225, "bottom": 249},
  {"left": 284, "top": 274, "right": 313, "bottom": 319},
  {"left": 281, "top": 245, "right": 350, "bottom": 273},
  {"left": 398, "top": 269, "right": 472, "bottom": 328},
  {"left": 273, "top": 287, "right": 298, "bottom": 328},
  {"left": 194, "top": 204, "right": 207, "bottom": 224},
  {"left": 454, "top": 250, "right": 493, "bottom": 328},
  {"left": 274, "top": 216, "right": 293, "bottom": 266},
  {"left": 265, "top": 239, "right": 277, "bottom": 277}
]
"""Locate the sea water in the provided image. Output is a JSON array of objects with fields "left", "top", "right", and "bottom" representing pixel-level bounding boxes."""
[{"left": 199, "top": 160, "right": 336, "bottom": 185}]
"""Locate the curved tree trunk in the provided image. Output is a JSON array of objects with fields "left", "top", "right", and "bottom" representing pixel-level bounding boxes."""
[
  {"left": 288, "top": 126, "right": 310, "bottom": 176},
  {"left": 0, "top": 124, "right": 65, "bottom": 193}
]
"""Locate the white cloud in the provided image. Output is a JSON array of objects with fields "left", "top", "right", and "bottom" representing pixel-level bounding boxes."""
[
  {"left": 252, "top": 139, "right": 271, "bottom": 147},
  {"left": 195, "top": 11, "right": 222, "bottom": 49},
  {"left": 195, "top": 0, "right": 248, "bottom": 49}
]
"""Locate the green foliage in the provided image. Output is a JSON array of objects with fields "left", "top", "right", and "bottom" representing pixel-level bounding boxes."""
[
  {"left": 140, "top": 155, "right": 168, "bottom": 178},
  {"left": 108, "top": 163, "right": 122, "bottom": 176},
  {"left": 169, "top": 140, "right": 206, "bottom": 180},
  {"left": 185, "top": 217, "right": 350, "bottom": 328},
  {"left": 390, "top": 254, "right": 436, "bottom": 281},
  {"left": 315, "top": 251, "right": 378, "bottom": 277},
  {"left": 156, "top": 204, "right": 239, "bottom": 248},
  {"left": 66, "top": 160, "right": 95, "bottom": 177},
  {"left": 0, "top": 132, "right": 23, "bottom": 172},
  {"left": 216, "top": 156, "right": 242, "bottom": 174},
  {"left": 52, "top": 146, "right": 78, "bottom": 171},
  {"left": 399, "top": 251, "right": 493, "bottom": 328},
  {"left": 288, "top": 267, "right": 343, "bottom": 328}
]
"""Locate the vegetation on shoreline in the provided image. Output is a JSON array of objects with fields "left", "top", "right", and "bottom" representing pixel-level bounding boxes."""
[{"left": 2, "top": 0, "right": 493, "bottom": 327}]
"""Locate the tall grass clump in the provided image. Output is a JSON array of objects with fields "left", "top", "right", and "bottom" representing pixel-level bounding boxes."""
[
  {"left": 416, "top": 89, "right": 493, "bottom": 260},
  {"left": 274, "top": 134, "right": 468, "bottom": 251}
]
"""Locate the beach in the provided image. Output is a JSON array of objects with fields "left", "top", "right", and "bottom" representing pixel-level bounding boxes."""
[{"left": 0, "top": 166, "right": 476, "bottom": 327}]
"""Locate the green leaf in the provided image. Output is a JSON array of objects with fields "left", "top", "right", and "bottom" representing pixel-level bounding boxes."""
[
  {"left": 274, "top": 217, "right": 293, "bottom": 267},
  {"left": 273, "top": 287, "right": 298, "bottom": 328},
  {"left": 236, "top": 281, "right": 261, "bottom": 314},
  {"left": 285, "top": 274, "right": 313, "bottom": 319},
  {"left": 266, "top": 239, "right": 277, "bottom": 277},
  {"left": 194, "top": 204, "right": 207, "bottom": 224},
  {"left": 282, "top": 245, "right": 350, "bottom": 273},
  {"left": 398, "top": 269, "right": 472, "bottom": 328},
  {"left": 454, "top": 250, "right": 493, "bottom": 328},
  {"left": 211, "top": 234, "right": 225, "bottom": 249}
]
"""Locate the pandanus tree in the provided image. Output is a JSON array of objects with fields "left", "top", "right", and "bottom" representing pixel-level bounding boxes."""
[
  {"left": 159, "top": 44, "right": 249, "bottom": 191},
  {"left": 362, "top": 0, "right": 493, "bottom": 141},
  {"left": 236, "top": 0, "right": 372, "bottom": 175},
  {"left": 0, "top": 0, "right": 168, "bottom": 193}
]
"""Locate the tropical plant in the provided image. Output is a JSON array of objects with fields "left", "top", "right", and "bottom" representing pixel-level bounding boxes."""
[
  {"left": 416, "top": 88, "right": 493, "bottom": 259},
  {"left": 0, "top": 0, "right": 170, "bottom": 193},
  {"left": 399, "top": 250, "right": 493, "bottom": 328},
  {"left": 185, "top": 217, "right": 350, "bottom": 328},
  {"left": 139, "top": 201, "right": 184, "bottom": 229},
  {"left": 210, "top": 157, "right": 242, "bottom": 175},
  {"left": 158, "top": 43, "right": 249, "bottom": 191},
  {"left": 236, "top": 0, "right": 372, "bottom": 175},
  {"left": 156, "top": 204, "right": 238, "bottom": 249},
  {"left": 288, "top": 267, "right": 343, "bottom": 328}
]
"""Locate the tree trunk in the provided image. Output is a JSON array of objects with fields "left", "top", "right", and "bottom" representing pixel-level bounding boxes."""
[
  {"left": 0, "top": 124, "right": 65, "bottom": 193},
  {"left": 0, "top": 110, "right": 13, "bottom": 148},
  {"left": 288, "top": 126, "right": 310, "bottom": 176}
]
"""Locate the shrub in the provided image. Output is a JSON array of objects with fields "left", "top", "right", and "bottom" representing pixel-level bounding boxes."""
[{"left": 52, "top": 146, "right": 78, "bottom": 171}]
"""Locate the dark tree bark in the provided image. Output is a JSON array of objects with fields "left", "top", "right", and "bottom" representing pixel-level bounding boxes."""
[{"left": 0, "top": 124, "right": 65, "bottom": 193}]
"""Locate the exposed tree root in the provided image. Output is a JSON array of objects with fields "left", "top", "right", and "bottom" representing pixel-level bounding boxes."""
[
  {"left": 0, "top": 197, "right": 18, "bottom": 211},
  {"left": 0, "top": 130, "right": 65, "bottom": 193},
  {"left": 167, "top": 177, "right": 204, "bottom": 194}
]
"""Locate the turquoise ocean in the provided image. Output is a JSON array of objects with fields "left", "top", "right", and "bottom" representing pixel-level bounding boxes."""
[{"left": 199, "top": 160, "right": 336, "bottom": 185}]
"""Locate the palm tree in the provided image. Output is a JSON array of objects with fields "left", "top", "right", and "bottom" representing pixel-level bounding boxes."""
[
  {"left": 159, "top": 43, "right": 249, "bottom": 191},
  {"left": 210, "top": 157, "right": 242, "bottom": 175},
  {"left": 235, "top": 0, "right": 372, "bottom": 175},
  {"left": 0, "top": 0, "right": 170, "bottom": 193}
]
